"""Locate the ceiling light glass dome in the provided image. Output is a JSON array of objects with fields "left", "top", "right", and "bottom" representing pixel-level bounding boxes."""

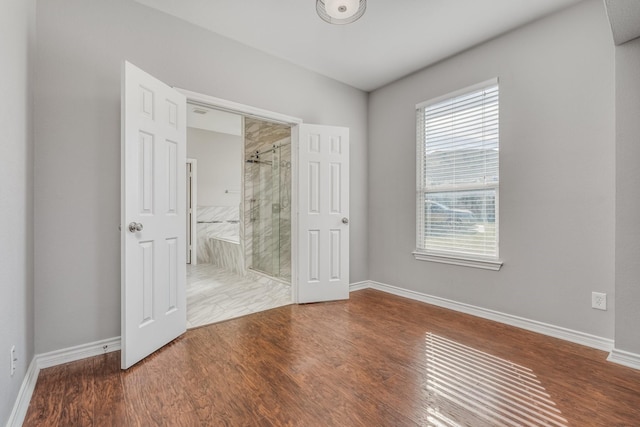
[{"left": 316, "top": 0, "right": 366, "bottom": 25}]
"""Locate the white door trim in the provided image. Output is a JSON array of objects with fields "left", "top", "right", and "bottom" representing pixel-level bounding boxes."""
[
  {"left": 175, "top": 88, "right": 303, "bottom": 302},
  {"left": 291, "top": 126, "right": 300, "bottom": 304},
  {"left": 175, "top": 88, "right": 303, "bottom": 126},
  {"left": 186, "top": 158, "right": 197, "bottom": 265}
]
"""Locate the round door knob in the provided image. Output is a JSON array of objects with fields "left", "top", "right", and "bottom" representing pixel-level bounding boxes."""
[
  {"left": 128, "top": 222, "right": 143, "bottom": 233},
  {"left": 342, "top": 217, "right": 349, "bottom": 224}
]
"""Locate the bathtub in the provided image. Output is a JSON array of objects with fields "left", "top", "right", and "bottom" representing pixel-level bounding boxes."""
[{"left": 196, "top": 206, "right": 244, "bottom": 274}]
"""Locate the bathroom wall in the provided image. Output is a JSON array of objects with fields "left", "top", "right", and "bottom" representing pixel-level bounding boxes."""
[{"left": 187, "top": 127, "right": 242, "bottom": 208}]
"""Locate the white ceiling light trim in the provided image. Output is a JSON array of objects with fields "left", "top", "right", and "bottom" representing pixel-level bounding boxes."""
[{"left": 317, "top": 0, "right": 366, "bottom": 25}]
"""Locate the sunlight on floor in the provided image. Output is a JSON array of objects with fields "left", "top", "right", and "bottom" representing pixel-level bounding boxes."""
[{"left": 425, "top": 332, "right": 568, "bottom": 427}]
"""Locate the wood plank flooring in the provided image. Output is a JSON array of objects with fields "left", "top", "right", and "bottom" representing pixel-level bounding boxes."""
[{"left": 24, "top": 289, "right": 640, "bottom": 426}]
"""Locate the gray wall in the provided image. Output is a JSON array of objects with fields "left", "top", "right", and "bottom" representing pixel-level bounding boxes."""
[
  {"left": 0, "top": 0, "right": 35, "bottom": 423},
  {"left": 368, "top": 0, "right": 616, "bottom": 339},
  {"left": 187, "top": 128, "right": 243, "bottom": 207},
  {"left": 615, "top": 36, "right": 640, "bottom": 354},
  {"left": 34, "top": 0, "right": 368, "bottom": 353}
]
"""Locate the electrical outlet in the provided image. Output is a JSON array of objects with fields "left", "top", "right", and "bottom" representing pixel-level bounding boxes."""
[
  {"left": 592, "top": 292, "right": 607, "bottom": 311},
  {"left": 10, "top": 346, "right": 16, "bottom": 376}
]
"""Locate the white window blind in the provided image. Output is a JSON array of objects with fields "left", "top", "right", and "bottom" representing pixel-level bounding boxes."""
[{"left": 416, "top": 79, "right": 499, "bottom": 259}]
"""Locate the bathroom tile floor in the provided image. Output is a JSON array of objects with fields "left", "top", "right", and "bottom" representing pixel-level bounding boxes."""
[{"left": 186, "top": 263, "right": 292, "bottom": 328}]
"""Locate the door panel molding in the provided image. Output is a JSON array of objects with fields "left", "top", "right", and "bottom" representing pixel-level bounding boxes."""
[
  {"left": 121, "top": 61, "right": 187, "bottom": 369},
  {"left": 297, "top": 124, "right": 350, "bottom": 303}
]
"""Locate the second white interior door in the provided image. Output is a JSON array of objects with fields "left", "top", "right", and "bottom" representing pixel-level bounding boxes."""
[{"left": 297, "top": 124, "right": 350, "bottom": 303}]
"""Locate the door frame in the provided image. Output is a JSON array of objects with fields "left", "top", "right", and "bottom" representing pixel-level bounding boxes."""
[
  {"left": 186, "top": 158, "right": 197, "bottom": 265},
  {"left": 176, "top": 88, "right": 303, "bottom": 303}
]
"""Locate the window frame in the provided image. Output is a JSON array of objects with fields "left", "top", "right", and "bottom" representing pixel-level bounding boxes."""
[{"left": 413, "top": 78, "right": 503, "bottom": 271}]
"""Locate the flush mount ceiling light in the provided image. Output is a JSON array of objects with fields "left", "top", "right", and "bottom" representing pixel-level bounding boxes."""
[{"left": 316, "top": 0, "right": 366, "bottom": 25}]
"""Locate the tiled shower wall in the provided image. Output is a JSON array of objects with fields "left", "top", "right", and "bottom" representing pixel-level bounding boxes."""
[
  {"left": 278, "top": 142, "right": 292, "bottom": 280},
  {"left": 244, "top": 117, "right": 292, "bottom": 282}
]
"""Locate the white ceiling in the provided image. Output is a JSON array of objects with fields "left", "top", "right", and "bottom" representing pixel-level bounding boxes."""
[
  {"left": 603, "top": 0, "right": 640, "bottom": 45},
  {"left": 135, "top": 0, "right": 585, "bottom": 92},
  {"left": 187, "top": 103, "right": 243, "bottom": 136}
]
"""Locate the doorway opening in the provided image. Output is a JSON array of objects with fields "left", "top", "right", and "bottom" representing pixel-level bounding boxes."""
[
  {"left": 121, "top": 63, "right": 351, "bottom": 369},
  {"left": 185, "top": 103, "right": 293, "bottom": 328}
]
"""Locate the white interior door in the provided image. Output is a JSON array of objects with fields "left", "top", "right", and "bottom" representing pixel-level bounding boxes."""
[
  {"left": 297, "top": 124, "right": 350, "bottom": 303},
  {"left": 121, "top": 61, "right": 187, "bottom": 369}
]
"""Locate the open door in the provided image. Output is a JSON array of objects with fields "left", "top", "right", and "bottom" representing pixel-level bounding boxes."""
[
  {"left": 121, "top": 61, "right": 187, "bottom": 369},
  {"left": 297, "top": 124, "right": 350, "bottom": 303}
]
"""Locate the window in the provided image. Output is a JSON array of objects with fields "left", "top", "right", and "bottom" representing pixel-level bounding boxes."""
[{"left": 414, "top": 79, "right": 502, "bottom": 270}]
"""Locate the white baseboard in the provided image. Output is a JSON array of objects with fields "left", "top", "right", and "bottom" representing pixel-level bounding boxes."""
[
  {"left": 348, "top": 281, "right": 370, "bottom": 292},
  {"left": 6, "top": 337, "right": 121, "bottom": 427},
  {"left": 36, "top": 336, "right": 120, "bottom": 369},
  {"left": 607, "top": 348, "right": 640, "bottom": 370},
  {"left": 6, "top": 358, "right": 39, "bottom": 427},
  {"left": 350, "top": 280, "right": 614, "bottom": 352}
]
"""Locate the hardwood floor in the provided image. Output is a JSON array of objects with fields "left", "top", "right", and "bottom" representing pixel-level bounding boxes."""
[{"left": 24, "top": 289, "right": 640, "bottom": 426}]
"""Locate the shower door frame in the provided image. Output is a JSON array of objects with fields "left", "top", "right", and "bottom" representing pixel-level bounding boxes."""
[
  {"left": 247, "top": 141, "right": 290, "bottom": 279},
  {"left": 175, "top": 88, "right": 303, "bottom": 303}
]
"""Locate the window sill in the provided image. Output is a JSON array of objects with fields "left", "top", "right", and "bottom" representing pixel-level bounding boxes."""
[{"left": 412, "top": 250, "right": 503, "bottom": 271}]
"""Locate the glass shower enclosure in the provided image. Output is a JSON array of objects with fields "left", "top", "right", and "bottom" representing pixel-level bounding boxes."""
[{"left": 244, "top": 118, "right": 291, "bottom": 282}]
